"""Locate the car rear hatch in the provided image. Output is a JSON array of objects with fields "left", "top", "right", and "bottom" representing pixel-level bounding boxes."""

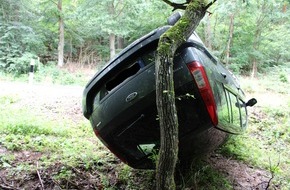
[{"left": 83, "top": 28, "right": 224, "bottom": 168}]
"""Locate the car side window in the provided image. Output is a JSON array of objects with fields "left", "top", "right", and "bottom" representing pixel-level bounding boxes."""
[
  {"left": 216, "top": 82, "right": 230, "bottom": 125},
  {"left": 239, "top": 96, "right": 248, "bottom": 128},
  {"left": 218, "top": 86, "right": 247, "bottom": 133},
  {"left": 227, "top": 91, "right": 241, "bottom": 129}
]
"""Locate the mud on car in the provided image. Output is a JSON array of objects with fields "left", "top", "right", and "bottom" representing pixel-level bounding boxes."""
[{"left": 82, "top": 15, "right": 257, "bottom": 169}]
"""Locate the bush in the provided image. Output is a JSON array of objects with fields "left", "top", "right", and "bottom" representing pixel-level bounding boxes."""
[
  {"left": 5, "top": 52, "right": 37, "bottom": 75},
  {"left": 33, "top": 63, "right": 88, "bottom": 85},
  {"left": 279, "top": 72, "right": 288, "bottom": 83},
  {"left": 0, "top": 22, "right": 45, "bottom": 76}
]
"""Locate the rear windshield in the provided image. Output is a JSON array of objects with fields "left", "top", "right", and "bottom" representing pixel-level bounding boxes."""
[{"left": 95, "top": 50, "right": 156, "bottom": 104}]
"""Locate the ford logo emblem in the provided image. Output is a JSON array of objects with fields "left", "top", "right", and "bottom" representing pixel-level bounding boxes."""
[{"left": 126, "top": 92, "right": 138, "bottom": 102}]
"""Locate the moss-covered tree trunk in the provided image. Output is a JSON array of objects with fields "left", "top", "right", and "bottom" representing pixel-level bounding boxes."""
[{"left": 155, "top": 1, "right": 214, "bottom": 189}]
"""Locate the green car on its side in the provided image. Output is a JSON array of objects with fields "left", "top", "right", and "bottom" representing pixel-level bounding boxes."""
[{"left": 82, "top": 15, "right": 257, "bottom": 169}]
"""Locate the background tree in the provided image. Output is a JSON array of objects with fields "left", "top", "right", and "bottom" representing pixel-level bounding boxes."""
[
  {"left": 199, "top": 0, "right": 290, "bottom": 74},
  {"left": 156, "top": 0, "right": 216, "bottom": 189},
  {"left": 58, "top": 0, "right": 64, "bottom": 67},
  {"left": 0, "top": 0, "right": 289, "bottom": 76},
  {"left": 0, "top": 0, "right": 45, "bottom": 74}
]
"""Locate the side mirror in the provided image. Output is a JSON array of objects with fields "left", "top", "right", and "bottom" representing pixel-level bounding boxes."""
[{"left": 246, "top": 98, "right": 257, "bottom": 107}]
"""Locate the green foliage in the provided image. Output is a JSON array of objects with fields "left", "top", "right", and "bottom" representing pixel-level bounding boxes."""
[
  {"left": 35, "top": 64, "right": 89, "bottom": 85},
  {"left": 199, "top": 0, "right": 290, "bottom": 75},
  {"left": 279, "top": 71, "right": 288, "bottom": 83},
  {"left": 1, "top": 0, "right": 289, "bottom": 76},
  {"left": 35, "top": 64, "right": 75, "bottom": 85},
  {"left": 0, "top": 0, "right": 45, "bottom": 75},
  {"left": 1, "top": 0, "right": 173, "bottom": 75},
  {"left": 5, "top": 53, "right": 37, "bottom": 75},
  {"left": 0, "top": 154, "right": 15, "bottom": 169}
]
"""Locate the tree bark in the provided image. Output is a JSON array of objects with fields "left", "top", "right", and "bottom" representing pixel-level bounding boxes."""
[
  {"left": 109, "top": 33, "right": 116, "bottom": 60},
  {"left": 251, "top": 1, "right": 267, "bottom": 78},
  {"left": 117, "top": 36, "right": 124, "bottom": 49},
  {"left": 108, "top": 1, "right": 116, "bottom": 60},
  {"left": 156, "top": 1, "right": 214, "bottom": 189},
  {"left": 225, "top": 13, "right": 234, "bottom": 67},
  {"left": 57, "top": 0, "right": 64, "bottom": 67},
  {"left": 204, "top": 14, "right": 212, "bottom": 50}
]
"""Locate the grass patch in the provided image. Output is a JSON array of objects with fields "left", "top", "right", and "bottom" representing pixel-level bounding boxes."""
[
  {"left": 0, "top": 91, "right": 146, "bottom": 189},
  {"left": 0, "top": 63, "right": 95, "bottom": 86},
  {"left": 1, "top": 66, "right": 289, "bottom": 189},
  {"left": 176, "top": 162, "right": 233, "bottom": 190},
  {"left": 219, "top": 74, "right": 290, "bottom": 189},
  {"left": 0, "top": 94, "right": 100, "bottom": 166}
]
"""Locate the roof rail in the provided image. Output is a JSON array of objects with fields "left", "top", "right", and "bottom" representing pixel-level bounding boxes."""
[{"left": 167, "top": 11, "right": 182, "bottom": 26}]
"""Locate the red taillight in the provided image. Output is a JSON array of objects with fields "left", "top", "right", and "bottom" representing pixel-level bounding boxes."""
[
  {"left": 93, "top": 128, "right": 128, "bottom": 164},
  {"left": 187, "top": 61, "right": 218, "bottom": 126},
  {"left": 93, "top": 128, "right": 100, "bottom": 137}
]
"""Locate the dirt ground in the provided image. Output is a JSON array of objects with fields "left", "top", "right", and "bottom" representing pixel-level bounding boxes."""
[{"left": 0, "top": 81, "right": 272, "bottom": 189}]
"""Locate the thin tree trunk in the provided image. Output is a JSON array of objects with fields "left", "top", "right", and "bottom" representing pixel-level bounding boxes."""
[
  {"left": 225, "top": 13, "right": 234, "bottom": 67},
  {"left": 251, "top": 1, "right": 267, "bottom": 78},
  {"left": 251, "top": 28, "right": 261, "bottom": 78},
  {"left": 156, "top": 1, "right": 214, "bottom": 189},
  {"left": 58, "top": 0, "right": 64, "bottom": 67},
  {"left": 109, "top": 33, "right": 116, "bottom": 60},
  {"left": 117, "top": 36, "right": 124, "bottom": 49},
  {"left": 69, "top": 37, "right": 72, "bottom": 60},
  {"left": 204, "top": 14, "right": 212, "bottom": 50},
  {"left": 108, "top": 1, "right": 116, "bottom": 60},
  {"left": 251, "top": 59, "right": 258, "bottom": 78},
  {"left": 282, "top": 3, "right": 287, "bottom": 13},
  {"left": 79, "top": 46, "right": 83, "bottom": 64}
]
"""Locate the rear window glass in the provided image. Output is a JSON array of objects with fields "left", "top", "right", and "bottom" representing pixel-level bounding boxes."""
[
  {"left": 105, "top": 50, "right": 156, "bottom": 92},
  {"left": 106, "top": 62, "right": 140, "bottom": 91},
  {"left": 141, "top": 51, "right": 156, "bottom": 66},
  {"left": 96, "top": 50, "right": 157, "bottom": 102}
]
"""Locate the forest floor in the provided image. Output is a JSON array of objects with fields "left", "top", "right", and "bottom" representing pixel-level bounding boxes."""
[{"left": 0, "top": 80, "right": 284, "bottom": 189}]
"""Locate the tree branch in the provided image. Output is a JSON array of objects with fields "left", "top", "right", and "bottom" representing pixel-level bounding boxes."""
[
  {"left": 205, "top": 0, "right": 217, "bottom": 10},
  {"left": 36, "top": 162, "right": 44, "bottom": 190},
  {"left": 162, "top": 0, "right": 217, "bottom": 11},
  {"left": 162, "top": 0, "right": 189, "bottom": 10},
  {"left": 49, "top": 0, "right": 58, "bottom": 6}
]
